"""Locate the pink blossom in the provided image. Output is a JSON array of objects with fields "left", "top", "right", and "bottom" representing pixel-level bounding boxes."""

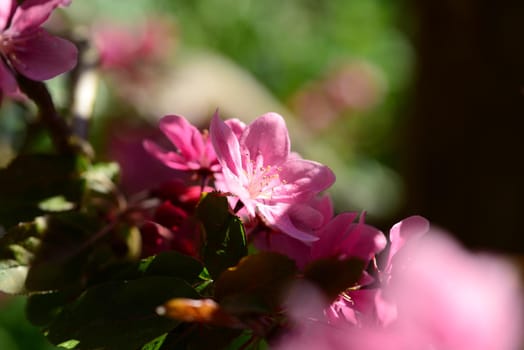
[
  {"left": 325, "top": 216, "right": 429, "bottom": 327},
  {"left": 144, "top": 114, "right": 220, "bottom": 174},
  {"left": 277, "top": 231, "right": 523, "bottom": 350},
  {"left": 0, "top": 0, "right": 77, "bottom": 94},
  {"left": 210, "top": 111, "right": 335, "bottom": 242},
  {"left": 387, "top": 231, "right": 523, "bottom": 350},
  {"left": 252, "top": 194, "right": 333, "bottom": 269},
  {"left": 93, "top": 19, "right": 173, "bottom": 73}
]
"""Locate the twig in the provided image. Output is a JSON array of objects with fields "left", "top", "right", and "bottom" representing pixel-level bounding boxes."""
[{"left": 16, "top": 75, "right": 77, "bottom": 154}]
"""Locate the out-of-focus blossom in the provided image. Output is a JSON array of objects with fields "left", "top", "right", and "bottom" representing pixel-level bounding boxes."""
[
  {"left": 277, "top": 229, "right": 523, "bottom": 350},
  {"left": 388, "top": 232, "right": 523, "bottom": 350},
  {"left": 0, "top": 0, "right": 77, "bottom": 95},
  {"left": 140, "top": 180, "right": 209, "bottom": 257},
  {"left": 107, "top": 121, "right": 181, "bottom": 195},
  {"left": 292, "top": 62, "right": 384, "bottom": 131},
  {"left": 210, "top": 111, "right": 335, "bottom": 242},
  {"left": 144, "top": 115, "right": 220, "bottom": 176},
  {"left": 326, "top": 216, "right": 429, "bottom": 326},
  {"left": 93, "top": 19, "right": 174, "bottom": 78}
]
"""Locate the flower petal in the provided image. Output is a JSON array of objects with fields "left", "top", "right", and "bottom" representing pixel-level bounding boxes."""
[
  {"left": 385, "top": 215, "right": 429, "bottom": 270},
  {"left": 159, "top": 115, "right": 204, "bottom": 161},
  {"left": 210, "top": 111, "right": 242, "bottom": 177},
  {"left": 10, "top": 0, "right": 70, "bottom": 32},
  {"left": 0, "top": 0, "right": 15, "bottom": 31},
  {"left": 275, "top": 159, "right": 335, "bottom": 201},
  {"left": 11, "top": 29, "right": 77, "bottom": 80},
  {"left": 240, "top": 112, "right": 290, "bottom": 166},
  {"left": 257, "top": 203, "right": 319, "bottom": 242},
  {"left": 311, "top": 212, "right": 359, "bottom": 260},
  {"left": 143, "top": 139, "right": 194, "bottom": 171},
  {"left": 0, "top": 60, "right": 18, "bottom": 94}
]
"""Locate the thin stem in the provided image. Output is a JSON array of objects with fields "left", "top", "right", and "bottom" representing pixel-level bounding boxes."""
[{"left": 16, "top": 74, "right": 76, "bottom": 154}]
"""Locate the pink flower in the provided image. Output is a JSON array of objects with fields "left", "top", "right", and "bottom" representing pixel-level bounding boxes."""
[
  {"left": 277, "top": 230, "right": 524, "bottom": 350},
  {"left": 252, "top": 194, "right": 333, "bottom": 269},
  {"left": 144, "top": 114, "right": 220, "bottom": 174},
  {"left": 210, "top": 111, "right": 335, "bottom": 242},
  {"left": 387, "top": 231, "right": 523, "bottom": 350},
  {"left": 326, "top": 216, "right": 429, "bottom": 327},
  {"left": 0, "top": 0, "right": 77, "bottom": 94}
]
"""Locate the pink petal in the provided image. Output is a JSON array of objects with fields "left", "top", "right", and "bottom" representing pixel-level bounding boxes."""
[
  {"left": 0, "top": 0, "right": 15, "bottom": 31},
  {"left": 253, "top": 230, "right": 311, "bottom": 270},
  {"left": 210, "top": 111, "right": 242, "bottom": 177},
  {"left": 385, "top": 215, "right": 429, "bottom": 270},
  {"left": 240, "top": 112, "right": 290, "bottom": 166},
  {"left": 0, "top": 60, "right": 18, "bottom": 94},
  {"left": 287, "top": 203, "right": 325, "bottom": 232},
  {"left": 257, "top": 203, "right": 319, "bottom": 242},
  {"left": 10, "top": 0, "right": 70, "bottom": 33},
  {"left": 338, "top": 223, "right": 387, "bottom": 262},
  {"left": 312, "top": 212, "right": 359, "bottom": 260},
  {"left": 276, "top": 159, "right": 335, "bottom": 201},
  {"left": 224, "top": 118, "right": 246, "bottom": 139},
  {"left": 143, "top": 139, "right": 195, "bottom": 171},
  {"left": 389, "top": 232, "right": 523, "bottom": 350},
  {"left": 10, "top": 29, "right": 77, "bottom": 80},
  {"left": 159, "top": 115, "right": 204, "bottom": 161}
]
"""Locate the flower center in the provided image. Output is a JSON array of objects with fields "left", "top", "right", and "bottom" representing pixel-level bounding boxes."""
[
  {"left": 244, "top": 153, "right": 282, "bottom": 200},
  {"left": 0, "top": 34, "right": 11, "bottom": 55}
]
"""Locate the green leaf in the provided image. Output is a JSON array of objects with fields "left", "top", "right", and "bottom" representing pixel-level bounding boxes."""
[
  {"left": 214, "top": 252, "right": 297, "bottom": 314},
  {"left": 82, "top": 162, "right": 120, "bottom": 195},
  {"left": 24, "top": 212, "right": 100, "bottom": 291},
  {"left": 196, "top": 192, "right": 247, "bottom": 279},
  {"left": 0, "top": 154, "right": 87, "bottom": 228},
  {"left": 0, "top": 259, "right": 28, "bottom": 294},
  {"left": 303, "top": 257, "right": 365, "bottom": 301},
  {"left": 57, "top": 339, "right": 80, "bottom": 349},
  {"left": 26, "top": 291, "right": 71, "bottom": 327},
  {"left": 141, "top": 333, "right": 167, "bottom": 350},
  {"left": 46, "top": 276, "right": 199, "bottom": 350},
  {"left": 142, "top": 251, "right": 204, "bottom": 283},
  {"left": 38, "top": 196, "right": 75, "bottom": 212}
]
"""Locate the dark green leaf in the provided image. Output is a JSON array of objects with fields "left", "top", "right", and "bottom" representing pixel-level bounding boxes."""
[
  {"left": 0, "top": 154, "right": 87, "bottom": 228},
  {"left": 26, "top": 291, "right": 71, "bottom": 327},
  {"left": 24, "top": 212, "right": 100, "bottom": 291},
  {"left": 215, "top": 252, "right": 297, "bottom": 314},
  {"left": 142, "top": 251, "right": 203, "bottom": 283},
  {"left": 303, "top": 257, "right": 365, "bottom": 301},
  {"left": 196, "top": 192, "right": 247, "bottom": 279},
  {"left": 46, "top": 276, "right": 198, "bottom": 350},
  {"left": 157, "top": 324, "right": 242, "bottom": 350}
]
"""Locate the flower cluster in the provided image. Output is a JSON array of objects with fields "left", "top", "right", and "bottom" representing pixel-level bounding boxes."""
[{"left": 143, "top": 111, "right": 523, "bottom": 350}]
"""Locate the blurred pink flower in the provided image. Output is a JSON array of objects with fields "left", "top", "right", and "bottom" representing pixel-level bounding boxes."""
[
  {"left": 93, "top": 19, "right": 174, "bottom": 73},
  {"left": 388, "top": 231, "right": 523, "bottom": 350},
  {"left": 277, "top": 228, "right": 523, "bottom": 350},
  {"left": 141, "top": 180, "right": 210, "bottom": 257},
  {"left": 0, "top": 0, "right": 77, "bottom": 94},
  {"left": 210, "top": 111, "right": 335, "bottom": 242},
  {"left": 325, "top": 216, "right": 429, "bottom": 327},
  {"left": 144, "top": 114, "right": 220, "bottom": 175}
]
